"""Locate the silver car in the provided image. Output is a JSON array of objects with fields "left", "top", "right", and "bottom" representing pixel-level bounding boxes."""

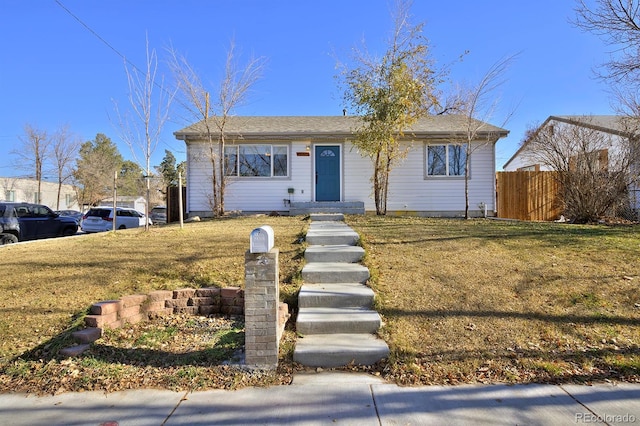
[
  {"left": 150, "top": 206, "right": 167, "bottom": 224},
  {"left": 81, "top": 207, "right": 151, "bottom": 233}
]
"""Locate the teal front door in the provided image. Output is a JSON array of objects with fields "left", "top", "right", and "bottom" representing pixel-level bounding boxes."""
[{"left": 315, "top": 145, "right": 340, "bottom": 201}]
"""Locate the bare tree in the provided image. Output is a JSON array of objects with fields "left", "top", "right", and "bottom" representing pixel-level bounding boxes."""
[
  {"left": 451, "top": 55, "right": 517, "bottom": 218},
  {"left": 458, "top": 55, "right": 517, "bottom": 219},
  {"left": 49, "top": 125, "right": 81, "bottom": 210},
  {"left": 574, "top": 0, "right": 640, "bottom": 212},
  {"left": 13, "top": 124, "right": 50, "bottom": 204},
  {"left": 168, "top": 40, "right": 266, "bottom": 217},
  {"left": 0, "top": 177, "right": 18, "bottom": 201},
  {"left": 574, "top": 0, "right": 640, "bottom": 85},
  {"left": 521, "top": 117, "right": 640, "bottom": 223},
  {"left": 114, "top": 35, "right": 175, "bottom": 229}
]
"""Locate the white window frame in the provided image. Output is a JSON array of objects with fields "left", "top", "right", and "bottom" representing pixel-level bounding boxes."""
[
  {"left": 425, "top": 143, "right": 468, "bottom": 178},
  {"left": 224, "top": 144, "right": 289, "bottom": 178}
]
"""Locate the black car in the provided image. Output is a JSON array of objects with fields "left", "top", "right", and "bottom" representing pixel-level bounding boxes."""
[
  {"left": 0, "top": 202, "right": 79, "bottom": 245},
  {"left": 55, "top": 209, "right": 84, "bottom": 225}
]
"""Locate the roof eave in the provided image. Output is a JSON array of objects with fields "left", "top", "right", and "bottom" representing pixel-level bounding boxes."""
[{"left": 176, "top": 130, "right": 509, "bottom": 142}]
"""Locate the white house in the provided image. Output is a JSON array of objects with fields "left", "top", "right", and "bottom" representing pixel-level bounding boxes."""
[
  {"left": 174, "top": 115, "right": 509, "bottom": 217},
  {"left": 0, "top": 177, "right": 79, "bottom": 210},
  {"left": 99, "top": 196, "right": 147, "bottom": 214},
  {"left": 503, "top": 115, "right": 640, "bottom": 213}
]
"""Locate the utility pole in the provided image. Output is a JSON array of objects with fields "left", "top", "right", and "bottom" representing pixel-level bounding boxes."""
[
  {"left": 112, "top": 171, "right": 117, "bottom": 232},
  {"left": 178, "top": 171, "right": 184, "bottom": 229}
]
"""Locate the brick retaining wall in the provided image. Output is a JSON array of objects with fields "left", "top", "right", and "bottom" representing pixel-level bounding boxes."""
[
  {"left": 61, "top": 286, "right": 290, "bottom": 358},
  {"left": 84, "top": 286, "right": 245, "bottom": 330},
  {"left": 82, "top": 287, "right": 289, "bottom": 335}
]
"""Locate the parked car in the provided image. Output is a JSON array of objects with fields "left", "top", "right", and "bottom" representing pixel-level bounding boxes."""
[
  {"left": 150, "top": 206, "right": 167, "bottom": 224},
  {"left": 81, "top": 207, "right": 151, "bottom": 233},
  {"left": 0, "top": 202, "right": 79, "bottom": 244},
  {"left": 55, "top": 209, "right": 83, "bottom": 225}
]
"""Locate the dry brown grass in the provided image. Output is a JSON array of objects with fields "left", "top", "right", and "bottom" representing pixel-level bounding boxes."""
[
  {"left": 348, "top": 216, "right": 640, "bottom": 385},
  {"left": 1, "top": 215, "right": 639, "bottom": 393},
  {"left": 0, "top": 216, "right": 307, "bottom": 363}
]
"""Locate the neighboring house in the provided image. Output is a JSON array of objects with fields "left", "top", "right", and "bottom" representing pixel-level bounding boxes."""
[
  {"left": 503, "top": 115, "right": 640, "bottom": 213},
  {"left": 99, "top": 196, "right": 147, "bottom": 214},
  {"left": 0, "top": 177, "right": 79, "bottom": 210},
  {"left": 174, "top": 115, "right": 509, "bottom": 217}
]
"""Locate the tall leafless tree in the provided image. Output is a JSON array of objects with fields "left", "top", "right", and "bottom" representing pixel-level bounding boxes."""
[
  {"left": 451, "top": 55, "right": 517, "bottom": 218},
  {"left": 13, "top": 124, "right": 50, "bottom": 203},
  {"left": 114, "top": 35, "right": 175, "bottom": 229},
  {"left": 574, "top": 0, "right": 640, "bottom": 85},
  {"left": 168, "top": 40, "right": 265, "bottom": 217},
  {"left": 49, "top": 125, "right": 81, "bottom": 209}
]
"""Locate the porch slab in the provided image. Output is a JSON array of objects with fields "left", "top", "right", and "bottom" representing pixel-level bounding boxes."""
[{"left": 290, "top": 201, "right": 365, "bottom": 216}]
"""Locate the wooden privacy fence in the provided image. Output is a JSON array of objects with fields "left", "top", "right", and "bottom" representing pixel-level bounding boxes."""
[
  {"left": 166, "top": 186, "right": 187, "bottom": 223},
  {"left": 496, "top": 171, "right": 563, "bottom": 221}
]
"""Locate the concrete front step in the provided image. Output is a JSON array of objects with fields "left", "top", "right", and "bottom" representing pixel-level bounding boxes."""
[
  {"left": 304, "top": 245, "right": 365, "bottom": 263},
  {"left": 293, "top": 333, "right": 390, "bottom": 367},
  {"left": 296, "top": 307, "right": 381, "bottom": 334},
  {"left": 301, "top": 262, "right": 370, "bottom": 284},
  {"left": 309, "top": 213, "right": 344, "bottom": 222},
  {"left": 305, "top": 225, "right": 359, "bottom": 246},
  {"left": 298, "top": 283, "right": 375, "bottom": 308}
]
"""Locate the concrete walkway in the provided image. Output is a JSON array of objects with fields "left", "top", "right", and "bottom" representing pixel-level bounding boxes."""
[
  {"left": 295, "top": 214, "right": 389, "bottom": 367},
  {"left": 1, "top": 373, "right": 639, "bottom": 425}
]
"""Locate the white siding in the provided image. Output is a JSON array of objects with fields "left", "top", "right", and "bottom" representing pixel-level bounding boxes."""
[
  {"left": 343, "top": 141, "right": 496, "bottom": 215},
  {"left": 364, "top": 142, "right": 495, "bottom": 216},
  {"left": 187, "top": 139, "right": 498, "bottom": 217},
  {"left": 342, "top": 143, "right": 373, "bottom": 205},
  {"left": 187, "top": 141, "right": 312, "bottom": 215}
]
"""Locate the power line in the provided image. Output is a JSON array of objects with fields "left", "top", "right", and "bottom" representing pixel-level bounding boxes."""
[
  {"left": 54, "top": 0, "right": 186, "bottom": 157},
  {"left": 54, "top": 0, "right": 146, "bottom": 77}
]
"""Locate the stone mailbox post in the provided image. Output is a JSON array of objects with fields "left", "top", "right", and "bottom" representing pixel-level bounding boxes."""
[{"left": 245, "top": 225, "right": 280, "bottom": 368}]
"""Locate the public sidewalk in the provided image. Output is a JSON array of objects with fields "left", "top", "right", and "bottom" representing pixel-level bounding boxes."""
[{"left": 1, "top": 372, "right": 639, "bottom": 425}]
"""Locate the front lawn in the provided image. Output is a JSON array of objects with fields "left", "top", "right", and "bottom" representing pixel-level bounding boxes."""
[
  {"left": 349, "top": 216, "right": 640, "bottom": 384},
  {"left": 0, "top": 215, "right": 638, "bottom": 393}
]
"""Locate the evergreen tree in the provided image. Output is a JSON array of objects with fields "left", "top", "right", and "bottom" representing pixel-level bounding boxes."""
[{"left": 73, "top": 134, "right": 123, "bottom": 207}]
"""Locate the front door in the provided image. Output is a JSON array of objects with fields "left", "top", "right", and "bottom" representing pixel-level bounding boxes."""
[{"left": 315, "top": 145, "right": 340, "bottom": 202}]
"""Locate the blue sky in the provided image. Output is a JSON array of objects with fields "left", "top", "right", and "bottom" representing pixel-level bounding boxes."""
[{"left": 0, "top": 0, "right": 613, "bottom": 178}]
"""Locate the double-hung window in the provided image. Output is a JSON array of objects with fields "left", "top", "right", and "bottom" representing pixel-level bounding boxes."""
[
  {"left": 224, "top": 144, "right": 288, "bottom": 177},
  {"left": 426, "top": 144, "right": 467, "bottom": 177}
]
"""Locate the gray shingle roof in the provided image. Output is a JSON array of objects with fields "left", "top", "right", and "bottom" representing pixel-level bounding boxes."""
[
  {"left": 174, "top": 115, "right": 509, "bottom": 140},
  {"left": 551, "top": 115, "right": 638, "bottom": 137}
]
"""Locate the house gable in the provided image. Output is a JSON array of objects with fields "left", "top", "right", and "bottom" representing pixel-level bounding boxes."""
[{"left": 503, "top": 115, "right": 638, "bottom": 171}]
